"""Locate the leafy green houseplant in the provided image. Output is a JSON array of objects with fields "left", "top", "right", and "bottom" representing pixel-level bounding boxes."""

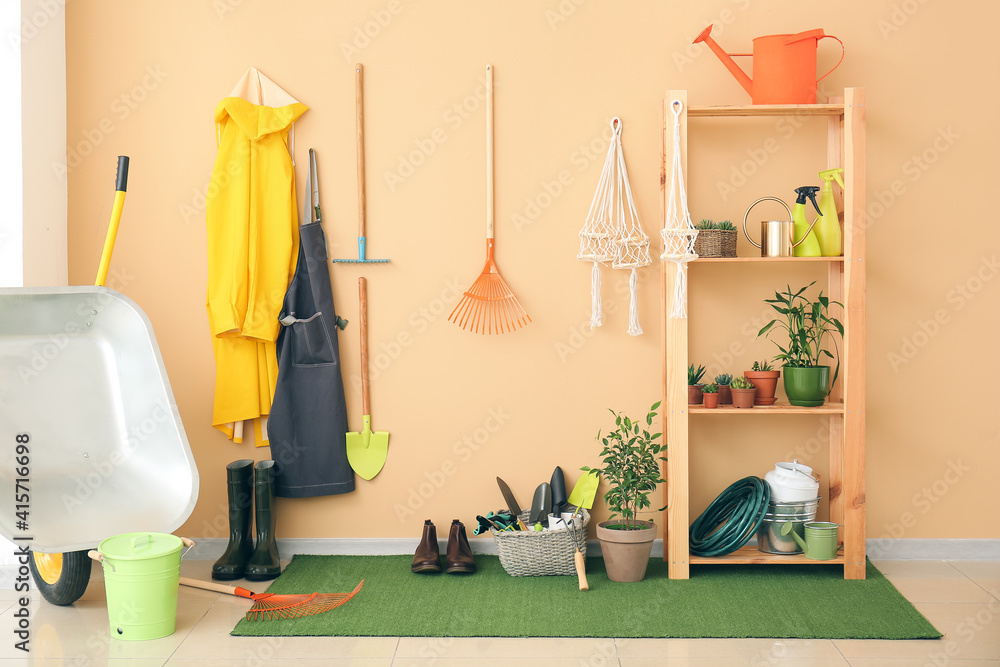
[
  {"left": 744, "top": 359, "right": 780, "bottom": 406},
  {"left": 688, "top": 363, "right": 706, "bottom": 405},
  {"left": 714, "top": 373, "right": 733, "bottom": 405},
  {"left": 583, "top": 402, "right": 665, "bottom": 582},
  {"left": 758, "top": 282, "right": 845, "bottom": 406}
]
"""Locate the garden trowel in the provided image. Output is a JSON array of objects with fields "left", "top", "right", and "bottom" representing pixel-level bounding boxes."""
[{"left": 567, "top": 470, "right": 600, "bottom": 513}]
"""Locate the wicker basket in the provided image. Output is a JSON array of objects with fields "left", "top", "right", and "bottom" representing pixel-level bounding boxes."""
[
  {"left": 693, "top": 229, "right": 737, "bottom": 258},
  {"left": 490, "top": 508, "right": 589, "bottom": 576}
]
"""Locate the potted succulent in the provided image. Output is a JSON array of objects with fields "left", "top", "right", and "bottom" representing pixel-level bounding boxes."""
[
  {"left": 701, "top": 383, "right": 719, "bottom": 409},
  {"left": 758, "top": 283, "right": 844, "bottom": 407},
  {"left": 582, "top": 402, "right": 665, "bottom": 583},
  {"left": 714, "top": 373, "right": 733, "bottom": 405},
  {"left": 744, "top": 360, "right": 780, "bottom": 406},
  {"left": 688, "top": 364, "right": 706, "bottom": 405},
  {"left": 729, "top": 375, "right": 757, "bottom": 408},
  {"left": 693, "top": 220, "right": 737, "bottom": 258}
]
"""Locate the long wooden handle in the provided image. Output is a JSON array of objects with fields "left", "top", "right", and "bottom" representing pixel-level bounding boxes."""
[
  {"left": 179, "top": 577, "right": 252, "bottom": 600},
  {"left": 574, "top": 548, "right": 589, "bottom": 591},
  {"left": 356, "top": 64, "right": 366, "bottom": 239},
  {"left": 359, "top": 277, "right": 370, "bottom": 415},
  {"left": 485, "top": 64, "right": 494, "bottom": 240}
]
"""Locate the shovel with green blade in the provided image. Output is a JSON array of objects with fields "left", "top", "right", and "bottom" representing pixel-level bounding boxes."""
[{"left": 346, "top": 277, "right": 389, "bottom": 480}]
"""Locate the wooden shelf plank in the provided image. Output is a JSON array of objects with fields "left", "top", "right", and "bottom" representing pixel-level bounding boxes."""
[
  {"left": 691, "top": 401, "right": 845, "bottom": 415},
  {"left": 690, "top": 545, "right": 845, "bottom": 565},
  {"left": 692, "top": 257, "right": 846, "bottom": 263},
  {"left": 688, "top": 104, "right": 845, "bottom": 117}
]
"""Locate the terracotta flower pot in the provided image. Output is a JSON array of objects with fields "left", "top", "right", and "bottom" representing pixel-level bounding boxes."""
[
  {"left": 597, "top": 520, "right": 657, "bottom": 582},
  {"left": 744, "top": 370, "right": 780, "bottom": 405},
  {"left": 687, "top": 384, "right": 703, "bottom": 405},
  {"left": 730, "top": 387, "right": 757, "bottom": 408},
  {"left": 717, "top": 385, "right": 732, "bottom": 405},
  {"left": 703, "top": 392, "right": 719, "bottom": 408}
]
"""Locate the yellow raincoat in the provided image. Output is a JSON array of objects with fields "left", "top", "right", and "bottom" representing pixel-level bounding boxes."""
[{"left": 207, "top": 67, "right": 307, "bottom": 445}]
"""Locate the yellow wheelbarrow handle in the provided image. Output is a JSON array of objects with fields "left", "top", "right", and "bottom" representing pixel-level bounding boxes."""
[{"left": 95, "top": 156, "right": 129, "bottom": 288}]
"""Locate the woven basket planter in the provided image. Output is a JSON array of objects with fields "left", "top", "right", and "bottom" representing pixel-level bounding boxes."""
[
  {"left": 490, "top": 508, "right": 589, "bottom": 576},
  {"left": 693, "top": 229, "right": 737, "bottom": 258}
]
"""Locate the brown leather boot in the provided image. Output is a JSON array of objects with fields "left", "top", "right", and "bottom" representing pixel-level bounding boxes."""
[
  {"left": 411, "top": 520, "right": 442, "bottom": 573},
  {"left": 445, "top": 519, "right": 476, "bottom": 574}
]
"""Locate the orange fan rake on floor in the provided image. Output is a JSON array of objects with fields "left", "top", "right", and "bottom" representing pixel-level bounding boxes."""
[{"left": 180, "top": 577, "right": 364, "bottom": 621}]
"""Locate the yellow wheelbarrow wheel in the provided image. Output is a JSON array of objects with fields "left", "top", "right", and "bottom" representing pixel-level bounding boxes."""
[{"left": 28, "top": 550, "right": 92, "bottom": 605}]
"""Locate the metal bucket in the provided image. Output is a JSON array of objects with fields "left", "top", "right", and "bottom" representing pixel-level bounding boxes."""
[{"left": 757, "top": 497, "right": 820, "bottom": 554}]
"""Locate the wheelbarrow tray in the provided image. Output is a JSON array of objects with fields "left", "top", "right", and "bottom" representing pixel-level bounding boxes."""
[{"left": 0, "top": 286, "right": 198, "bottom": 553}]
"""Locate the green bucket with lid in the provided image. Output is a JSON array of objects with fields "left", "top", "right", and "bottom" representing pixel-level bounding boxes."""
[{"left": 91, "top": 532, "right": 187, "bottom": 641}]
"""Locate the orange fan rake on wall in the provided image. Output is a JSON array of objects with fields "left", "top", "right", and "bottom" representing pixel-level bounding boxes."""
[{"left": 449, "top": 65, "right": 530, "bottom": 335}]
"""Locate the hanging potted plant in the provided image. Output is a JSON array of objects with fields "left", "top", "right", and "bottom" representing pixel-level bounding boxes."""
[
  {"left": 688, "top": 364, "right": 706, "bottom": 405},
  {"left": 744, "top": 360, "right": 780, "bottom": 406},
  {"left": 701, "top": 383, "right": 719, "bottom": 409},
  {"left": 714, "top": 373, "right": 733, "bottom": 405},
  {"left": 582, "top": 402, "right": 665, "bottom": 583},
  {"left": 758, "top": 282, "right": 844, "bottom": 407},
  {"left": 729, "top": 375, "right": 757, "bottom": 408}
]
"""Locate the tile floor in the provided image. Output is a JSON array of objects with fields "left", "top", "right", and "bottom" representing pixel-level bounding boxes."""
[{"left": 0, "top": 559, "right": 996, "bottom": 666}]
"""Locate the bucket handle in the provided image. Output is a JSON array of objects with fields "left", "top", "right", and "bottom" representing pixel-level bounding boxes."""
[
  {"left": 815, "top": 35, "right": 845, "bottom": 83},
  {"left": 87, "top": 550, "right": 113, "bottom": 573},
  {"left": 86, "top": 537, "right": 194, "bottom": 573},
  {"left": 742, "top": 196, "right": 792, "bottom": 249}
]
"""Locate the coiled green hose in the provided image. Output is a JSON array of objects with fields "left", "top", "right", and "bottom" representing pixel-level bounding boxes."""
[{"left": 689, "top": 476, "right": 770, "bottom": 557}]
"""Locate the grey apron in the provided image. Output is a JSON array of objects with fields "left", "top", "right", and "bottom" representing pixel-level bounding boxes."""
[{"left": 267, "top": 150, "right": 354, "bottom": 497}]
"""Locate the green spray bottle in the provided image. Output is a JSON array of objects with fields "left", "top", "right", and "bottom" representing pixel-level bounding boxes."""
[
  {"left": 816, "top": 168, "right": 845, "bottom": 256},
  {"left": 792, "top": 186, "right": 823, "bottom": 257}
]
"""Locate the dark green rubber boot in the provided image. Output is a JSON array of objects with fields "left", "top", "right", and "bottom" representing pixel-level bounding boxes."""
[
  {"left": 245, "top": 460, "right": 281, "bottom": 581},
  {"left": 212, "top": 459, "right": 255, "bottom": 580}
]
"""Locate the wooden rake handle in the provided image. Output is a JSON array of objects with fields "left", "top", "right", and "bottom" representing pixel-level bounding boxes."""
[
  {"left": 359, "top": 277, "right": 370, "bottom": 415},
  {"left": 179, "top": 576, "right": 255, "bottom": 600},
  {"left": 485, "top": 64, "right": 494, "bottom": 241},
  {"left": 356, "top": 63, "right": 367, "bottom": 239}
]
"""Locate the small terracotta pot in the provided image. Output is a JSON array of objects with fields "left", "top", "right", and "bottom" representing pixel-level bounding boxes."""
[
  {"left": 703, "top": 392, "right": 719, "bottom": 408},
  {"left": 744, "top": 370, "right": 780, "bottom": 405},
  {"left": 730, "top": 387, "right": 757, "bottom": 408},
  {"left": 688, "top": 384, "right": 703, "bottom": 405},
  {"left": 717, "top": 385, "right": 732, "bottom": 405}
]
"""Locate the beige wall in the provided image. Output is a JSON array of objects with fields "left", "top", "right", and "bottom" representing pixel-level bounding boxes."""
[
  {"left": 58, "top": 1, "right": 999, "bottom": 542},
  {"left": 22, "top": 0, "right": 67, "bottom": 287}
]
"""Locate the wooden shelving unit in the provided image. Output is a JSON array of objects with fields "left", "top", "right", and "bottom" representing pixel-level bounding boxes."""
[{"left": 660, "top": 89, "right": 867, "bottom": 580}]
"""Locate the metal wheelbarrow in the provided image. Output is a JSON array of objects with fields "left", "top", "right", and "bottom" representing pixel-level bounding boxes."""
[{"left": 0, "top": 157, "right": 199, "bottom": 605}]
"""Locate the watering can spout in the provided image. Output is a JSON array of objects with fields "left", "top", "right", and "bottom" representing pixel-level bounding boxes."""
[
  {"left": 780, "top": 522, "right": 808, "bottom": 550},
  {"left": 693, "top": 24, "right": 754, "bottom": 98}
]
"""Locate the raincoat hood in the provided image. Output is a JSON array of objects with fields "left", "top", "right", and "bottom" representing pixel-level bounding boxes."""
[{"left": 214, "top": 66, "right": 306, "bottom": 141}]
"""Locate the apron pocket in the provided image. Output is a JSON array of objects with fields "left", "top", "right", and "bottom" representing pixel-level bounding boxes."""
[{"left": 286, "top": 313, "right": 336, "bottom": 367}]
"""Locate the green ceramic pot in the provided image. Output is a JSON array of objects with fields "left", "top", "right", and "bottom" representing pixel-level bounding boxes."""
[{"left": 782, "top": 365, "right": 830, "bottom": 407}]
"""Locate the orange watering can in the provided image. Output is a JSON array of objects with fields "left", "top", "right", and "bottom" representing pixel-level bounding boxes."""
[{"left": 693, "top": 25, "right": 845, "bottom": 105}]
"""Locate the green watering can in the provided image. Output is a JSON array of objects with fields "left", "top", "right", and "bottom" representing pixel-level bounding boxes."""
[{"left": 781, "top": 521, "right": 840, "bottom": 560}]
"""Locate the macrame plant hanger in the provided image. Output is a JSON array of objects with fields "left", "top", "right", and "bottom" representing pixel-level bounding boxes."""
[
  {"left": 578, "top": 118, "right": 650, "bottom": 334},
  {"left": 660, "top": 100, "right": 699, "bottom": 318},
  {"left": 609, "top": 119, "right": 650, "bottom": 336},
  {"left": 577, "top": 120, "right": 617, "bottom": 329}
]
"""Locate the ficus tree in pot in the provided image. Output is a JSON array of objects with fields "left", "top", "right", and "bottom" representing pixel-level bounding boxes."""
[
  {"left": 758, "top": 282, "right": 844, "bottom": 407},
  {"left": 582, "top": 402, "right": 665, "bottom": 582}
]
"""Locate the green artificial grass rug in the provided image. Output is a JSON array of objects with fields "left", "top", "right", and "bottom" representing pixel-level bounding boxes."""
[{"left": 230, "top": 555, "right": 941, "bottom": 639}]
